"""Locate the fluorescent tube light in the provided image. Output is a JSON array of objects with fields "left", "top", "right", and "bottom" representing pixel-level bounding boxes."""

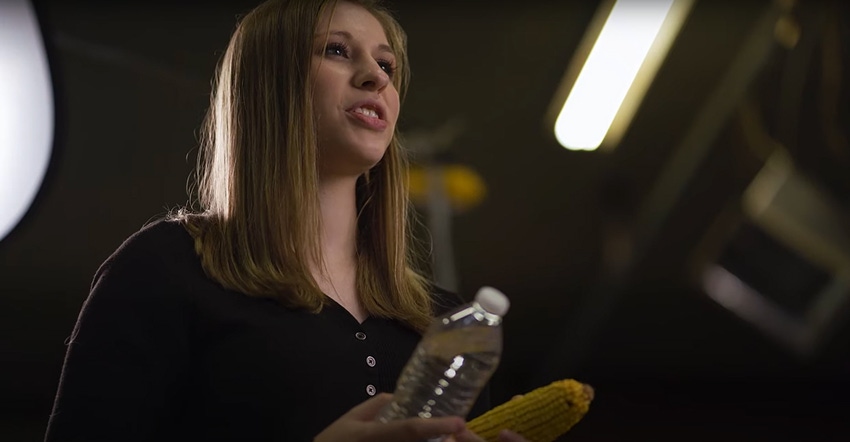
[{"left": 552, "top": 0, "right": 693, "bottom": 151}]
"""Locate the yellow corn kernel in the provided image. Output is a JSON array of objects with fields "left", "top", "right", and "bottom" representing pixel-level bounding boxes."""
[{"left": 467, "top": 379, "right": 594, "bottom": 442}]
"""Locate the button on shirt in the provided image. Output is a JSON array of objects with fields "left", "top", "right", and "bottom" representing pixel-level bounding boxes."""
[{"left": 348, "top": 325, "right": 385, "bottom": 402}]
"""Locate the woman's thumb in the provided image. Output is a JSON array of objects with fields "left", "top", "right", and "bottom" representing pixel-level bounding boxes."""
[{"left": 346, "top": 393, "right": 394, "bottom": 420}]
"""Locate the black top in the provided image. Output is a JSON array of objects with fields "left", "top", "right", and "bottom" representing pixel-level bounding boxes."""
[{"left": 45, "top": 219, "right": 488, "bottom": 441}]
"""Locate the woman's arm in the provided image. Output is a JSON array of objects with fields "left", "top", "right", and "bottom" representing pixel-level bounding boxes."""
[{"left": 45, "top": 239, "right": 191, "bottom": 441}]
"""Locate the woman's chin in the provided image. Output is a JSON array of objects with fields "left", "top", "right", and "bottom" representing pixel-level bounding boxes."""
[{"left": 320, "top": 154, "right": 387, "bottom": 179}]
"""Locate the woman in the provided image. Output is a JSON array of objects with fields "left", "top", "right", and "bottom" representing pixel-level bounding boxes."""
[{"left": 45, "top": 0, "right": 525, "bottom": 441}]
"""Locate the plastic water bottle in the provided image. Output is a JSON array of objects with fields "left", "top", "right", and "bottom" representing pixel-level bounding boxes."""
[{"left": 378, "top": 286, "right": 510, "bottom": 423}]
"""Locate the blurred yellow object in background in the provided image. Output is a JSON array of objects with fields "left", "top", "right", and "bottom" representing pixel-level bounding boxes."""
[{"left": 408, "top": 164, "right": 487, "bottom": 212}]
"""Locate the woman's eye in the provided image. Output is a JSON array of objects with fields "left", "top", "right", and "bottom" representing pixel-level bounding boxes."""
[
  {"left": 325, "top": 43, "right": 349, "bottom": 57},
  {"left": 378, "top": 60, "right": 396, "bottom": 77}
]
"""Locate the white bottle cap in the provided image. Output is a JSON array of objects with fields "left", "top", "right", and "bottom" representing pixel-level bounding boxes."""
[{"left": 475, "top": 286, "right": 510, "bottom": 316}]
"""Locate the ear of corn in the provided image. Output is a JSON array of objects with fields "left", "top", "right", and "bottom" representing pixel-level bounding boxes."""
[{"left": 467, "top": 379, "right": 594, "bottom": 442}]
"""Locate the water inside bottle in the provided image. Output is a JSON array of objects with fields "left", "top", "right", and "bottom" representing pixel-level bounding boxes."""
[{"left": 379, "top": 326, "right": 501, "bottom": 421}]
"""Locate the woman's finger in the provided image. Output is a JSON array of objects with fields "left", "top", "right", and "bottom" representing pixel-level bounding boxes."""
[
  {"left": 450, "top": 429, "right": 486, "bottom": 442},
  {"left": 344, "top": 393, "right": 395, "bottom": 420},
  {"left": 497, "top": 429, "right": 529, "bottom": 442},
  {"left": 372, "top": 416, "right": 465, "bottom": 441}
]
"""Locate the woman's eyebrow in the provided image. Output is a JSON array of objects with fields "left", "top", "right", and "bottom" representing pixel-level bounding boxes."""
[{"left": 317, "top": 30, "right": 394, "bottom": 56}]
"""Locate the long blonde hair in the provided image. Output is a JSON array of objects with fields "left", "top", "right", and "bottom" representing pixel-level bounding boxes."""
[{"left": 173, "top": 0, "right": 433, "bottom": 332}]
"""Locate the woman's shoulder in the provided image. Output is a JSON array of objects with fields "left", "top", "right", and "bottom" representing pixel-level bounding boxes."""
[
  {"left": 95, "top": 217, "right": 197, "bottom": 281},
  {"left": 78, "top": 216, "right": 205, "bottom": 324},
  {"left": 118, "top": 216, "right": 194, "bottom": 254},
  {"left": 123, "top": 216, "right": 192, "bottom": 250}
]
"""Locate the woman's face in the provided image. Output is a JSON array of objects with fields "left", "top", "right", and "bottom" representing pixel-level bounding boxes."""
[{"left": 311, "top": 1, "right": 400, "bottom": 178}]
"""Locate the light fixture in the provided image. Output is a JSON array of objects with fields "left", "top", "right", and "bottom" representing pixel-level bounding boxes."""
[
  {"left": 549, "top": 0, "right": 694, "bottom": 151},
  {"left": 0, "top": 0, "right": 55, "bottom": 242}
]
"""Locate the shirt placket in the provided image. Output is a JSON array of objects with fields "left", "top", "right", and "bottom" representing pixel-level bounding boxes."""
[{"left": 354, "top": 329, "right": 380, "bottom": 398}]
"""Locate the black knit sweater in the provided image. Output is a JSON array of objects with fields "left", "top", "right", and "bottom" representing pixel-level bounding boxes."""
[{"left": 45, "top": 219, "right": 488, "bottom": 441}]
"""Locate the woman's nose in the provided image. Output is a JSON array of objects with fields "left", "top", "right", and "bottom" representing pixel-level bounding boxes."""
[{"left": 353, "top": 60, "right": 390, "bottom": 92}]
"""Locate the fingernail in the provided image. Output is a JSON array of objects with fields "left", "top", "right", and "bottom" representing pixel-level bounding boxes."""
[{"left": 499, "top": 429, "right": 517, "bottom": 437}]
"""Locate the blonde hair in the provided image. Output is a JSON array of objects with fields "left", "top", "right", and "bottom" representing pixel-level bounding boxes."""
[{"left": 173, "top": 0, "right": 432, "bottom": 332}]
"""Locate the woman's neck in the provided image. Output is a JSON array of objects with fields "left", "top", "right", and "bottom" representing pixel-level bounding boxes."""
[
  {"left": 313, "top": 175, "right": 366, "bottom": 321},
  {"left": 317, "top": 175, "right": 358, "bottom": 268}
]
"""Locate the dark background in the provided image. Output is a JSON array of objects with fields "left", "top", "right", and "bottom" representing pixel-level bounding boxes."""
[{"left": 2, "top": 0, "right": 850, "bottom": 440}]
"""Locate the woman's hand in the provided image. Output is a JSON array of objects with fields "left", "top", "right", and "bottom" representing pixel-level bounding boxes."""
[
  {"left": 448, "top": 428, "right": 529, "bottom": 442},
  {"left": 447, "top": 395, "right": 529, "bottom": 442},
  {"left": 446, "top": 394, "right": 528, "bottom": 442},
  {"left": 314, "top": 393, "right": 465, "bottom": 442}
]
